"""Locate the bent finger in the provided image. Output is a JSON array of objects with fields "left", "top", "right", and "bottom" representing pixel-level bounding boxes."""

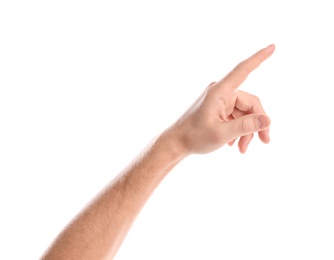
[
  {"left": 222, "top": 113, "right": 271, "bottom": 144},
  {"left": 235, "top": 91, "right": 270, "bottom": 143},
  {"left": 238, "top": 134, "right": 254, "bottom": 153}
]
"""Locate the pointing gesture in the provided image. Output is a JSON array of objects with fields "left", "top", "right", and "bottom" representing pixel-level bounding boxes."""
[
  {"left": 169, "top": 44, "right": 275, "bottom": 154},
  {"left": 41, "top": 44, "right": 276, "bottom": 260},
  {"left": 218, "top": 44, "right": 275, "bottom": 91}
]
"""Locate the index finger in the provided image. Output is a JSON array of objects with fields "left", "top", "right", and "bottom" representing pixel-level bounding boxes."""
[{"left": 217, "top": 44, "right": 275, "bottom": 90}]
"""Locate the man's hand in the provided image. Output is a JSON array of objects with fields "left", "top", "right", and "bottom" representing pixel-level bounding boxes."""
[
  {"left": 169, "top": 44, "right": 275, "bottom": 154},
  {"left": 41, "top": 44, "right": 275, "bottom": 260}
]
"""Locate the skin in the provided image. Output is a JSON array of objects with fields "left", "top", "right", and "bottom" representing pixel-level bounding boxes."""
[{"left": 40, "top": 44, "right": 275, "bottom": 260}]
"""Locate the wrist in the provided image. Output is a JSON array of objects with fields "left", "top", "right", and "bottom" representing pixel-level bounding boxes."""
[{"left": 157, "top": 126, "right": 190, "bottom": 163}]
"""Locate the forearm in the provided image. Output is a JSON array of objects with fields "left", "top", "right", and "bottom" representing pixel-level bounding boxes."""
[{"left": 41, "top": 129, "right": 188, "bottom": 260}]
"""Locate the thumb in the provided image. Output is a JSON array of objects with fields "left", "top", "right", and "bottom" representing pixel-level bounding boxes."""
[{"left": 223, "top": 114, "right": 271, "bottom": 142}]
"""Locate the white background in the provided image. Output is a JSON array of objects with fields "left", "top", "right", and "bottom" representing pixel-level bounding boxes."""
[{"left": 0, "top": 1, "right": 333, "bottom": 259}]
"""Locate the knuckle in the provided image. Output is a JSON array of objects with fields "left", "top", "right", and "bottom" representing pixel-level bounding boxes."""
[
  {"left": 252, "top": 94, "right": 260, "bottom": 103},
  {"left": 250, "top": 95, "right": 265, "bottom": 112},
  {"left": 206, "top": 82, "right": 215, "bottom": 89},
  {"left": 241, "top": 118, "right": 254, "bottom": 134}
]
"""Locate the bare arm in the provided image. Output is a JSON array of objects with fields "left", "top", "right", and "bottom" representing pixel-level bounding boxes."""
[
  {"left": 40, "top": 133, "right": 186, "bottom": 260},
  {"left": 40, "top": 44, "right": 275, "bottom": 260}
]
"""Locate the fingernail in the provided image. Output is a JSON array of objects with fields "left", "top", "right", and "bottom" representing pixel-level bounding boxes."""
[{"left": 257, "top": 116, "right": 270, "bottom": 129}]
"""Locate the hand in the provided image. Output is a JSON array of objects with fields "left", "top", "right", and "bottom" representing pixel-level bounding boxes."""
[{"left": 170, "top": 44, "right": 275, "bottom": 154}]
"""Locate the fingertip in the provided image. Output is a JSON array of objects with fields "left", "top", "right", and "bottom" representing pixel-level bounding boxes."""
[
  {"left": 258, "top": 128, "right": 270, "bottom": 144},
  {"left": 239, "top": 146, "right": 247, "bottom": 154},
  {"left": 261, "top": 136, "right": 270, "bottom": 144},
  {"left": 228, "top": 139, "right": 236, "bottom": 146},
  {"left": 238, "top": 141, "right": 248, "bottom": 154},
  {"left": 265, "top": 44, "right": 276, "bottom": 54},
  {"left": 264, "top": 134, "right": 270, "bottom": 144}
]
